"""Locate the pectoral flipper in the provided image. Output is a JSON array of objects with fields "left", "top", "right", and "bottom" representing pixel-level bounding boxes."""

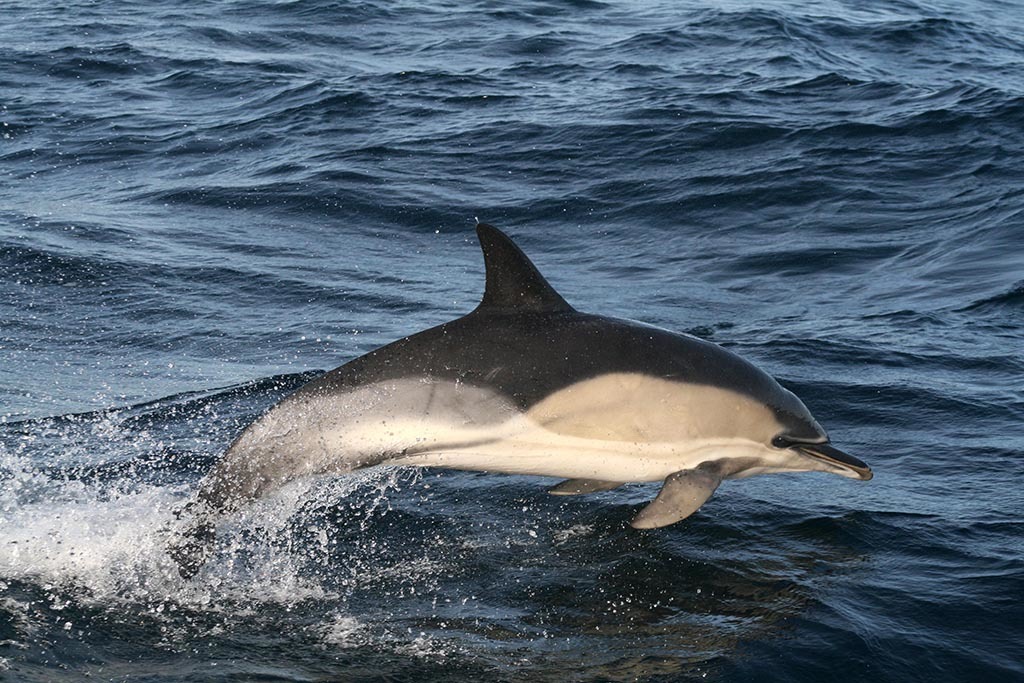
[{"left": 630, "top": 462, "right": 726, "bottom": 529}]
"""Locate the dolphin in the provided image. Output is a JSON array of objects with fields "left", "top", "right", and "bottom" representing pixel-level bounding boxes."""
[{"left": 168, "top": 222, "right": 871, "bottom": 577}]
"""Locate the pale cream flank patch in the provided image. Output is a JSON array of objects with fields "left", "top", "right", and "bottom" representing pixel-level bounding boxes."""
[{"left": 526, "top": 372, "right": 783, "bottom": 443}]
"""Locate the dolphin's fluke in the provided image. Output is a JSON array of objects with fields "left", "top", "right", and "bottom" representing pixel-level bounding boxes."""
[
  {"left": 630, "top": 463, "right": 725, "bottom": 529},
  {"left": 547, "top": 478, "right": 624, "bottom": 495}
]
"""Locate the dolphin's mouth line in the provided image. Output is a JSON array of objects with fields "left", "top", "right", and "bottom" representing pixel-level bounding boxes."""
[{"left": 793, "top": 442, "right": 873, "bottom": 480}]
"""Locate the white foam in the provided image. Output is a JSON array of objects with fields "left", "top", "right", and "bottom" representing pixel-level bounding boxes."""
[
  {"left": 552, "top": 523, "right": 595, "bottom": 544},
  {"left": 320, "top": 614, "right": 367, "bottom": 647},
  {"left": 0, "top": 437, "right": 416, "bottom": 611}
]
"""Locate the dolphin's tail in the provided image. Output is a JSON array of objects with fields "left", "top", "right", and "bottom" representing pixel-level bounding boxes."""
[{"left": 166, "top": 501, "right": 218, "bottom": 579}]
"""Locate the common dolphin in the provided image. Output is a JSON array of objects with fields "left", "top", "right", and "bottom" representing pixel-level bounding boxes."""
[{"left": 169, "top": 223, "right": 871, "bottom": 577}]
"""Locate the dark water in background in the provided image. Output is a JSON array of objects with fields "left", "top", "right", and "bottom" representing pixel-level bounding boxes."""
[{"left": 1, "top": 0, "right": 1023, "bottom": 680}]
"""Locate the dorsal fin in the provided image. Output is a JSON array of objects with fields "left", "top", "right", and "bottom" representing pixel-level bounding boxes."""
[{"left": 473, "top": 222, "right": 574, "bottom": 314}]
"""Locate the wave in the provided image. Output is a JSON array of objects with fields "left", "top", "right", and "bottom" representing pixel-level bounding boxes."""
[{"left": 958, "top": 280, "right": 1024, "bottom": 312}]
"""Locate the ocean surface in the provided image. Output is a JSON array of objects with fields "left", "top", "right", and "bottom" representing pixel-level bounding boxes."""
[{"left": 1, "top": 0, "right": 1022, "bottom": 681}]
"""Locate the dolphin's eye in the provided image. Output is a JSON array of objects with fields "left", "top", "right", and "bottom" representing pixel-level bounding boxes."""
[{"left": 772, "top": 435, "right": 794, "bottom": 448}]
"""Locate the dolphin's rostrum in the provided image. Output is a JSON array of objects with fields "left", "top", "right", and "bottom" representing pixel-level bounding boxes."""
[{"left": 169, "top": 223, "right": 872, "bottom": 577}]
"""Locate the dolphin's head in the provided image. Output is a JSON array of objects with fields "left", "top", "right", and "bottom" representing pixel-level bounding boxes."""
[{"left": 768, "top": 388, "right": 873, "bottom": 481}]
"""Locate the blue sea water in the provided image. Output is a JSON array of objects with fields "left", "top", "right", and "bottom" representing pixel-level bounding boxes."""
[{"left": 1, "top": 0, "right": 1023, "bottom": 680}]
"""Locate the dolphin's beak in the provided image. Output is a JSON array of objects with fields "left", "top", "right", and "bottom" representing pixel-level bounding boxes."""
[{"left": 796, "top": 443, "right": 873, "bottom": 480}]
